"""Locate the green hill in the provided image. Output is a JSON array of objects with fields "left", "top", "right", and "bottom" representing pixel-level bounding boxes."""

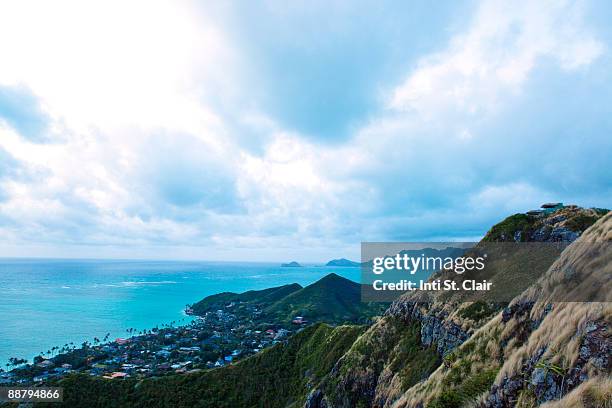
[
  {"left": 190, "top": 283, "right": 302, "bottom": 315},
  {"left": 264, "top": 273, "right": 380, "bottom": 323},
  {"left": 191, "top": 273, "right": 384, "bottom": 325}
]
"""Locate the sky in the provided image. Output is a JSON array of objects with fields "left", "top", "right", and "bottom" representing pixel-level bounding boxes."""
[{"left": 0, "top": 0, "right": 610, "bottom": 262}]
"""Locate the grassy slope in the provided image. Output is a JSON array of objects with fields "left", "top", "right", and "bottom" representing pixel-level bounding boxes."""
[
  {"left": 310, "top": 206, "right": 609, "bottom": 408},
  {"left": 42, "top": 323, "right": 364, "bottom": 408},
  {"left": 320, "top": 317, "right": 440, "bottom": 408},
  {"left": 395, "top": 212, "right": 612, "bottom": 407}
]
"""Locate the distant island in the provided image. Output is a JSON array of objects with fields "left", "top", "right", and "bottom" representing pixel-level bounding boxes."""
[
  {"left": 325, "top": 258, "right": 360, "bottom": 267},
  {"left": 280, "top": 261, "right": 302, "bottom": 267}
]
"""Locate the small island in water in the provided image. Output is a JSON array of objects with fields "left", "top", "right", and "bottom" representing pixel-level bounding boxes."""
[
  {"left": 325, "top": 258, "right": 360, "bottom": 267},
  {"left": 280, "top": 261, "right": 302, "bottom": 267}
]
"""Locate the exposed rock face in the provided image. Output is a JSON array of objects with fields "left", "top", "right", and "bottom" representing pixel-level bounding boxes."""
[
  {"left": 483, "top": 214, "right": 611, "bottom": 407},
  {"left": 305, "top": 389, "right": 329, "bottom": 408},
  {"left": 486, "top": 319, "right": 610, "bottom": 407},
  {"left": 484, "top": 206, "right": 606, "bottom": 243},
  {"left": 386, "top": 302, "right": 469, "bottom": 356},
  {"left": 303, "top": 207, "right": 609, "bottom": 408}
]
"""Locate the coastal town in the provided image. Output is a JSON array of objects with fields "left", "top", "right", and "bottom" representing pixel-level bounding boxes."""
[
  {"left": 0, "top": 301, "right": 306, "bottom": 386},
  {"left": 1, "top": 273, "right": 379, "bottom": 389}
]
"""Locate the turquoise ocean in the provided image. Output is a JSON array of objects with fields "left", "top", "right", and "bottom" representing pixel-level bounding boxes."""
[{"left": 0, "top": 259, "right": 360, "bottom": 367}]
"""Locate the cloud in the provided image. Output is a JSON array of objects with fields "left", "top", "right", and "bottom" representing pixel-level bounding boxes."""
[
  {"left": 0, "top": 0, "right": 610, "bottom": 260},
  {"left": 0, "top": 147, "right": 20, "bottom": 202},
  {"left": 389, "top": 0, "right": 604, "bottom": 118},
  {"left": 0, "top": 85, "right": 49, "bottom": 142}
]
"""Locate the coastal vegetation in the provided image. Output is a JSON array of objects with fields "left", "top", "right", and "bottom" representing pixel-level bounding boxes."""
[
  {"left": 190, "top": 283, "right": 302, "bottom": 316},
  {"left": 38, "top": 324, "right": 364, "bottom": 408},
  {"left": 191, "top": 273, "right": 385, "bottom": 325}
]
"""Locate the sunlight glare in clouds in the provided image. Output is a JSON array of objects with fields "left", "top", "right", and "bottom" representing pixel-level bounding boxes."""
[
  {"left": 0, "top": 0, "right": 610, "bottom": 261},
  {"left": 0, "top": 0, "right": 233, "bottom": 135}
]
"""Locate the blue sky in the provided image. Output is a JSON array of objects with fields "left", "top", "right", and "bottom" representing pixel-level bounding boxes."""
[{"left": 0, "top": 0, "right": 610, "bottom": 261}]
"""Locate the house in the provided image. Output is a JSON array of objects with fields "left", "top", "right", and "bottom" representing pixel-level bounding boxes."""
[
  {"left": 115, "top": 338, "right": 129, "bottom": 345},
  {"left": 36, "top": 360, "right": 55, "bottom": 369},
  {"left": 541, "top": 203, "right": 564, "bottom": 213},
  {"left": 156, "top": 350, "right": 171, "bottom": 358},
  {"left": 224, "top": 356, "right": 233, "bottom": 363},
  {"left": 274, "top": 329, "right": 290, "bottom": 339},
  {"left": 121, "top": 364, "right": 138, "bottom": 370},
  {"left": 105, "top": 372, "right": 128, "bottom": 379},
  {"left": 526, "top": 210, "right": 544, "bottom": 216},
  {"left": 179, "top": 346, "right": 200, "bottom": 352},
  {"left": 292, "top": 316, "right": 307, "bottom": 325}
]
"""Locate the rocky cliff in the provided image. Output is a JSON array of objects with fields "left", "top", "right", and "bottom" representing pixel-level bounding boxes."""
[{"left": 307, "top": 206, "right": 609, "bottom": 408}]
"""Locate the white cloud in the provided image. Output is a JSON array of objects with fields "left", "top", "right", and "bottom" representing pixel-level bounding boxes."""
[
  {"left": 0, "top": 0, "right": 609, "bottom": 260},
  {"left": 389, "top": 0, "right": 604, "bottom": 117},
  {"left": 0, "top": 0, "right": 246, "bottom": 161}
]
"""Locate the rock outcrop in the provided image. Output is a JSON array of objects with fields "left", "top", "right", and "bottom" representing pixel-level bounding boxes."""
[{"left": 306, "top": 206, "right": 609, "bottom": 408}]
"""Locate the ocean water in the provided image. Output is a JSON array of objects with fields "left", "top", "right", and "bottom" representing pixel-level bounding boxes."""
[{"left": 0, "top": 259, "right": 360, "bottom": 366}]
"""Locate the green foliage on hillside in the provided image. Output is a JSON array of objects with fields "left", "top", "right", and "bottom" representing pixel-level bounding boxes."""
[
  {"left": 41, "top": 323, "right": 363, "bottom": 408},
  {"left": 390, "top": 323, "right": 441, "bottom": 391},
  {"left": 190, "top": 283, "right": 302, "bottom": 315},
  {"left": 264, "top": 273, "right": 384, "bottom": 323},
  {"left": 429, "top": 368, "right": 498, "bottom": 408},
  {"left": 482, "top": 213, "right": 533, "bottom": 242},
  {"left": 564, "top": 214, "right": 600, "bottom": 232},
  {"left": 458, "top": 301, "right": 499, "bottom": 321},
  {"left": 322, "top": 317, "right": 440, "bottom": 407},
  {"left": 191, "top": 273, "right": 384, "bottom": 325}
]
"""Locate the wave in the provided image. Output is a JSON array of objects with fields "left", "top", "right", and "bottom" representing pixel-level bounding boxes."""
[{"left": 119, "top": 280, "right": 178, "bottom": 287}]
